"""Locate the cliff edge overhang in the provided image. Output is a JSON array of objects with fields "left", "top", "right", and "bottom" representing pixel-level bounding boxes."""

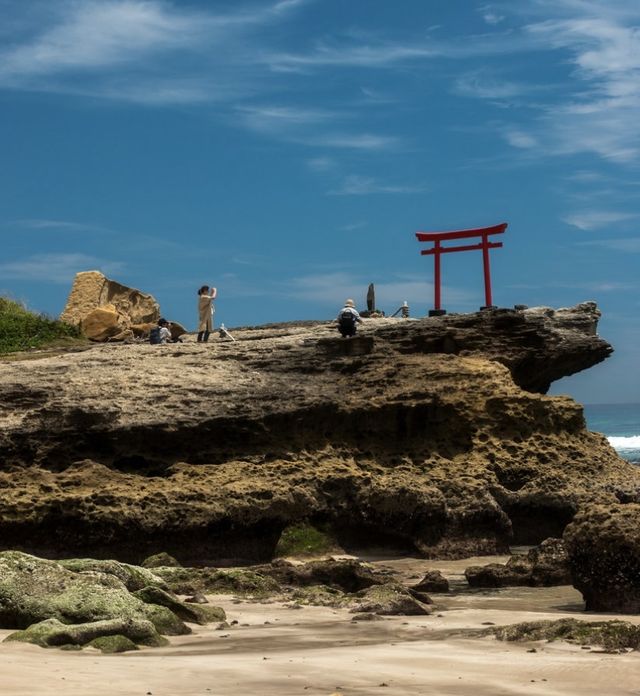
[{"left": 0, "top": 302, "right": 632, "bottom": 564}]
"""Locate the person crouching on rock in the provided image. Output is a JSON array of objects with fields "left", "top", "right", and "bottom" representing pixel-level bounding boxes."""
[
  {"left": 337, "top": 298, "right": 362, "bottom": 338},
  {"left": 150, "top": 318, "right": 172, "bottom": 344},
  {"left": 197, "top": 284, "right": 217, "bottom": 342}
]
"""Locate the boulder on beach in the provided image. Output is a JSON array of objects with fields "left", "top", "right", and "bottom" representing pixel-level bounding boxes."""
[
  {"left": 350, "top": 583, "right": 432, "bottom": 616},
  {"left": 3, "top": 617, "right": 167, "bottom": 652},
  {"left": 256, "top": 558, "right": 386, "bottom": 593},
  {"left": 488, "top": 617, "right": 640, "bottom": 652},
  {"left": 141, "top": 552, "right": 181, "bottom": 569},
  {"left": 563, "top": 503, "right": 640, "bottom": 613},
  {"left": 465, "top": 538, "right": 571, "bottom": 588},
  {"left": 132, "top": 586, "right": 225, "bottom": 625},
  {"left": 410, "top": 570, "right": 450, "bottom": 593},
  {"left": 0, "top": 551, "right": 189, "bottom": 635}
]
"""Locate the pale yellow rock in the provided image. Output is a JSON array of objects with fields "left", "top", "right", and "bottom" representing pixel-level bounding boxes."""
[
  {"left": 60, "top": 270, "right": 160, "bottom": 328},
  {"left": 80, "top": 304, "right": 128, "bottom": 342}
]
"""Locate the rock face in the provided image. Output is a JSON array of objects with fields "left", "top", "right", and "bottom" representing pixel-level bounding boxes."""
[
  {"left": 563, "top": 504, "right": 640, "bottom": 613},
  {"left": 465, "top": 538, "right": 571, "bottom": 588},
  {"left": 0, "top": 303, "right": 637, "bottom": 564},
  {"left": 60, "top": 270, "right": 160, "bottom": 338}
]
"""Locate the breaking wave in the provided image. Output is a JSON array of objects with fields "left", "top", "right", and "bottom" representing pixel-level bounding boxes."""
[{"left": 608, "top": 435, "right": 640, "bottom": 450}]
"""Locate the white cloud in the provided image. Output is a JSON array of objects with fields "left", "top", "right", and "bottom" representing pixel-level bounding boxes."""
[
  {"left": 503, "top": 130, "right": 538, "bottom": 149},
  {"left": 329, "top": 175, "right": 427, "bottom": 195},
  {"left": 0, "top": 0, "right": 310, "bottom": 103},
  {"left": 238, "top": 105, "right": 340, "bottom": 134},
  {"left": 484, "top": 13, "right": 505, "bottom": 26},
  {"left": 0, "top": 253, "right": 125, "bottom": 284},
  {"left": 521, "top": 13, "right": 640, "bottom": 162},
  {"left": 0, "top": 1, "right": 209, "bottom": 80},
  {"left": 268, "top": 41, "right": 437, "bottom": 72},
  {"left": 563, "top": 210, "right": 636, "bottom": 230}
]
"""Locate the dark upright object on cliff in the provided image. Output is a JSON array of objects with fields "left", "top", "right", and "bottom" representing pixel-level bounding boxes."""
[{"left": 367, "top": 284, "right": 375, "bottom": 313}]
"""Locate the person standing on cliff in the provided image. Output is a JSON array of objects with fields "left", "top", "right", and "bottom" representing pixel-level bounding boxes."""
[
  {"left": 197, "top": 285, "right": 217, "bottom": 342},
  {"left": 337, "top": 298, "right": 362, "bottom": 338}
]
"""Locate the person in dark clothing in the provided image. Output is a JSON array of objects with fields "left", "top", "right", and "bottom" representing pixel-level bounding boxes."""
[{"left": 337, "top": 298, "right": 362, "bottom": 337}]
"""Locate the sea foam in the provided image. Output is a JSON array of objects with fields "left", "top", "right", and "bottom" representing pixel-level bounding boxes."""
[{"left": 608, "top": 435, "right": 640, "bottom": 450}]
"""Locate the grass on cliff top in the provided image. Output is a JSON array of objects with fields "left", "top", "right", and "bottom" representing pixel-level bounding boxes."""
[{"left": 0, "top": 296, "right": 83, "bottom": 356}]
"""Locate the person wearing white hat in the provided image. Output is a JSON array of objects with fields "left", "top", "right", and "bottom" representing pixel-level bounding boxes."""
[{"left": 337, "top": 298, "right": 362, "bottom": 337}]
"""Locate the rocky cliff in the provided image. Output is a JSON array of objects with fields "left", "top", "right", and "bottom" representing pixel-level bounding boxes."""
[{"left": 0, "top": 303, "right": 637, "bottom": 564}]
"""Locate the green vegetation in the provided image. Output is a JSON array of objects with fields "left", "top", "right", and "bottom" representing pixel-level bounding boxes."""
[
  {"left": 0, "top": 296, "right": 81, "bottom": 355},
  {"left": 275, "top": 523, "right": 339, "bottom": 557}
]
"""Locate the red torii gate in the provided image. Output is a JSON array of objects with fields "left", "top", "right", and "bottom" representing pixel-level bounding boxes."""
[{"left": 415, "top": 222, "right": 507, "bottom": 316}]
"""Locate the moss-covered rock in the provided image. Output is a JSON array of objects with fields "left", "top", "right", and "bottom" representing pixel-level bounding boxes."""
[
  {"left": 59, "top": 558, "right": 168, "bottom": 591},
  {"left": 153, "top": 566, "right": 280, "bottom": 598},
  {"left": 4, "top": 617, "right": 167, "bottom": 649},
  {"left": 564, "top": 504, "right": 640, "bottom": 612},
  {"left": 141, "top": 553, "right": 181, "bottom": 569},
  {"left": 288, "top": 584, "right": 349, "bottom": 608},
  {"left": 274, "top": 523, "right": 340, "bottom": 557},
  {"left": 88, "top": 634, "right": 139, "bottom": 653},
  {"left": 350, "top": 583, "right": 433, "bottom": 616},
  {"left": 133, "top": 586, "right": 225, "bottom": 625},
  {"left": 0, "top": 551, "right": 188, "bottom": 636},
  {"left": 256, "top": 558, "right": 385, "bottom": 593},
  {"left": 489, "top": 618, "right": 640, "bottom": 652},
  {"left": 141, "top": 603, "right": 191, "bottom": 635}
]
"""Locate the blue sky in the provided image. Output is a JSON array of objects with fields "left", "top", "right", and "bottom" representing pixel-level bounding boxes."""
[{"left": 0, "top": 0, "right": 639, "bottom": 403}]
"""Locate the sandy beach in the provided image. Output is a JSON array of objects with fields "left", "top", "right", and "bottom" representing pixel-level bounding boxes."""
[{"left": 1, "top": 554, "right": 639, "bottom": 696}]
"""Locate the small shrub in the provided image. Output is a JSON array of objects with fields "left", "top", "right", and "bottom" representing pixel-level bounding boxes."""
[
  {"left": 0, "top": 297, "right": 80, "bottom": 354},
  {"left": 275, "top": 523, "right": 339, "bottom": 557}
]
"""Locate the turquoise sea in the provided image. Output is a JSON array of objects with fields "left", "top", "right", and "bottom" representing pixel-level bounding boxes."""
[{"left": 583, "top": 403, "right": 640, "bottom": 464}]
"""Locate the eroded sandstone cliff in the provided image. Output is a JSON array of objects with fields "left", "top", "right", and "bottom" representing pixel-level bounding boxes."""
[{"left": 0, "top": 303, "right": 637, "bottom": 564}]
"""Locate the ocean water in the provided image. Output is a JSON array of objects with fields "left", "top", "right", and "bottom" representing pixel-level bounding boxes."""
[{"left": 583, "top": 403, "right": 640, "bottom": 464}]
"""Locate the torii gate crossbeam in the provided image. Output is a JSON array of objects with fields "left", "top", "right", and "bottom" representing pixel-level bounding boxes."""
[{"left": 416, "top": 222, "right": 507, "bottom": 315}]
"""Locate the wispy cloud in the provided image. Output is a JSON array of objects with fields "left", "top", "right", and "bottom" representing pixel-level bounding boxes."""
[
  {"left": 306, "top": 156, "right": 336, "bottom": 172},
  {"left": 454, "top": 72, "right": 532, "bottom": 100},
  {"left": 503, "top": 129, "right": 538, "bottom": 149},
  {"left": 328, "top": 175, "right": 427, "bottom": 196},
  {"left": 237, "top": 105, "right": 397, "bottom": 150},
  {"left": 339, "top": 221, "right": 367, "bottom": 232},
  {"left": 0, "top": 253, "right": 125, "bottom": 284},
  {"left": 0, "top": 0, "right": 309, "bottom": 104},
  {"left": 580, "top": 238, "right": 640, "bottom": 253},
  {"left": 7, "top": 218, "right": 108, "bottom": 233},
  {"left": 563, "top": 210, "right": 637, "bottom": 230},
  {"left": 285, "top": 271, "right": 474, "bottom": 308}
]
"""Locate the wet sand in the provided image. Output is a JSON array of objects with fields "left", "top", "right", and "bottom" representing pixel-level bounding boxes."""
[{"left": 1, "top": 555, "right": 639, "bottom": 696}]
